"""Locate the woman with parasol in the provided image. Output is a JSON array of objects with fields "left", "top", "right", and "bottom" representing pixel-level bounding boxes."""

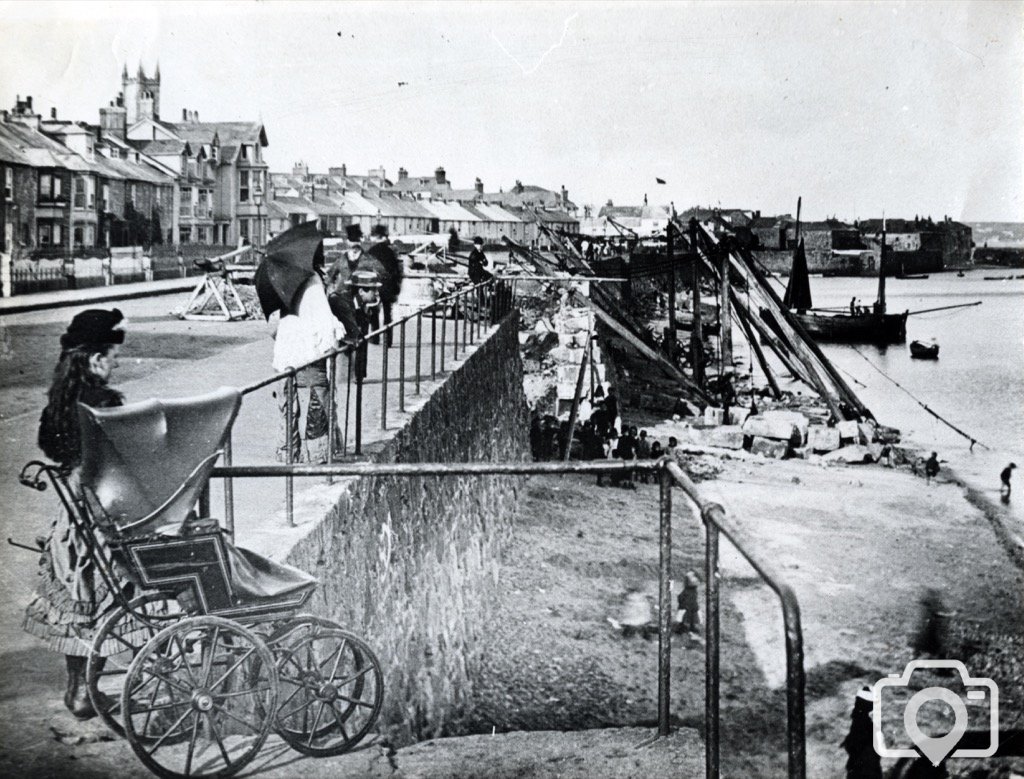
[{"left": 255, "top": 221, "right": 343, "bottom": 463}]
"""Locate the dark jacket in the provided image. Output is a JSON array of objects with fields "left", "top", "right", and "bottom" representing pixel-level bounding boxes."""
[
  {"left": 324, "top": 258, "right": 360, "bottom": 297},
  {"left": 328, "top": 290, "right": 374, "bottom": 343},
  {"left": 468, "top": 248, "right": 491, "bottom": 284},
  {"left": 328, "top": 290, "right": 375, "bottom": 380},
  {"left": 368, "top": 241, "right": 403, "bottom": 301}
]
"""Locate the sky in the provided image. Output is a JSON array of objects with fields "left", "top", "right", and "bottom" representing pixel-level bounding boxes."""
[{"left": 1, "top": 0, "right": 1021, "bottom": 221}]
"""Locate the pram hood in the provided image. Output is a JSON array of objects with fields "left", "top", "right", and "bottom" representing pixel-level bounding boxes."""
[{"left": 78, "top": 386, "right": 242, "bottom": 535}]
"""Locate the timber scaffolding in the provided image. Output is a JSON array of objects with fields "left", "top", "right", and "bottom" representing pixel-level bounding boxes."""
[{"left": 526, "top": 220, "right": 875, "bottom": 424}]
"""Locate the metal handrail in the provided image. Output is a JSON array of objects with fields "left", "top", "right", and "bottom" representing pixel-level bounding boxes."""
[
  {"left": 664, "top": 460, "right": 805, "bottom": 778},
  {"left": 216, "top": 277, "right": 514, "bottom": 530},
  {"left": 207, "top": 456, "right": 806, "bottom": 778}
]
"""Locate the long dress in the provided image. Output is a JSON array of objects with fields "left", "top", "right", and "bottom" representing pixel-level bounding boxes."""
[{"left": 22, "top": 383, "right": 125, "bottom": 656}]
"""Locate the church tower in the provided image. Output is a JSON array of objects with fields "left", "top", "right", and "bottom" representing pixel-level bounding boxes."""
[{"left": 122, "top": 62, "right": 161, "bottom": 125}]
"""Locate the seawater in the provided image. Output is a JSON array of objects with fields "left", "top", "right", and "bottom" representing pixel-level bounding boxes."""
[{"left": 793, "top": 270, "right": 1024, "bottom": 526}]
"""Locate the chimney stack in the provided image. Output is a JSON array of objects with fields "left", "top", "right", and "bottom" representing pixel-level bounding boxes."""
[
  {"left": 50, "top": 107, "right": 57, "bottom": 120},
  {"left": 398, "top": 167, "right": 408, "bottom": 181},
  {"left": 182, "top": 108, "right": 188, "bottom": 121},
  {"left": 435, "top": 166, "right": 446, "bottom": 185},
  {"left": 475, "top": 177, "right": 483, "bottom": 194}
]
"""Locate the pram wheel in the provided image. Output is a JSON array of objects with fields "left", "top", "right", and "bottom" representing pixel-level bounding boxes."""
[
  {"left": 267, "top": 616, "right": 384, "bottom": 756},
  {"left": 122, "top": 616, "right": 278, "bottom": 778},
  {"left": 87, "top": 592, "right": 185, "bottom": 738}
]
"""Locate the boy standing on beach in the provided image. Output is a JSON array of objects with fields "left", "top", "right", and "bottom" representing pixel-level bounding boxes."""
[{"left": 925, "top": 452, "right": 940, "bottom": 484}]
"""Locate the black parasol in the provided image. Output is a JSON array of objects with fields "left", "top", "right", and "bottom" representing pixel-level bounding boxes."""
[{"left": 254, "top": 220, "right": 326, "bottom": 319}]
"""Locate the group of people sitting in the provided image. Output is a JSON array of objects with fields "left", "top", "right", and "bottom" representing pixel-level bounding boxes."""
[{"left": 529, "top": 387, "right": 686, "bottom": 488}]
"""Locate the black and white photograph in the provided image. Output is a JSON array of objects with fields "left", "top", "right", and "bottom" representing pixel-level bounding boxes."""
[{"left": 0, "top": 2, "right": 1021, "bottom": 777}]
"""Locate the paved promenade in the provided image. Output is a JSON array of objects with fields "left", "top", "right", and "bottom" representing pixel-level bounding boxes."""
[{"left": 0, "top": 282, "right": 495, "bottom": 777}]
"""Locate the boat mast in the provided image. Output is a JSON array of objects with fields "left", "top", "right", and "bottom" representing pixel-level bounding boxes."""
[
  {"left": 795, "top": 196, "right": 801, "bottom": 243},
  {"left": 876, "top": 218, "right": 887, "bottom": 314}
]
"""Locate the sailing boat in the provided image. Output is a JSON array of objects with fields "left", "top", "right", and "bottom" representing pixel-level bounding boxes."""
[{"left": 786, "top": 206, "right": 909, "bottom": 343}]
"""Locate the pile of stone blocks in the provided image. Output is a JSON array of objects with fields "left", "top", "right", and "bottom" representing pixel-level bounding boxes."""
[{"left": 741, "top": 410, "right": 809, "bottom": 459}]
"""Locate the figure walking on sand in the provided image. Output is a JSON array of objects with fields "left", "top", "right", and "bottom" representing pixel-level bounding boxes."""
[
  {"left": 924, "top": 452, "right": 940, "bottom": 485},
  {"left": 1001, "top": 462, "right": 1017, "bottom": 498}
]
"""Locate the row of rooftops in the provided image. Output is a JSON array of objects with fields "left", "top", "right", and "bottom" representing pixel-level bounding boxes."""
[
  {"left": 127, "top": 117, "right": 268, "bottom": 170},
  {"left": 265, "top": 188, "right": 576, "bottom": 225},
  {"left": 275, "top": 163, "right": 577, "bottom": 212},
  {"left": 0, "top": 96, "right": 180, "bottom": 187},
  {"left": 0, "top": 116, "right": 175, "bottom": 188}
]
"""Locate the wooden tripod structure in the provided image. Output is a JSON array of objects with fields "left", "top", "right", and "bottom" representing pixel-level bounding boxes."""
[{"left": 179, "top": 245, "right": 257, "bottom": 322}]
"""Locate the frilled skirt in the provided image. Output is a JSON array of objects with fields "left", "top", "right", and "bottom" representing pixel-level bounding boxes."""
[{"left": 22, "top": 497, "right": 126, "bottom": 657}]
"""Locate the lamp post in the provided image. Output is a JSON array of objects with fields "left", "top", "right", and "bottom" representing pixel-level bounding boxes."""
[{"left": 252, "top": 182, "right": 264, "bottom": 251}]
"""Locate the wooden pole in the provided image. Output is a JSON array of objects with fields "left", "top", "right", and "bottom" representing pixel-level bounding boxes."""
[
  {"left": 719, "top": 242, "right": 733, "bottom": 371},
  {"left": 735, "top": 306, "right": 782, "bottom": 399},
  {"left": 728, "top": 291, "right": 811, "bottom": 386},
  {"left": 563, "top": 332, "right": 592, "bottom": 461},
  {"left": 689, "top": 218, "right": 705, "bottom": 389},
  {"left": 667, "top": 223, "right": 677, "bottom": 358}
]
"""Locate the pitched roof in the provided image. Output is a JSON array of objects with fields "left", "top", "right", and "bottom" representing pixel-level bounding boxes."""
[
  {"left": 484, "top": 185, "right": 575, "bottom": 210},
  {"left": 800, "top": 219, "right": 855, "bottom": 232},
  {"left": 0, "top": 123, "right": 33, "bottom": 165},
  {"left": 388, "top": 176, "right": 451, "bottom": 194},
  {"left": 749, "top": 215, "right": 790, "bottom": 229},
  {"left": 599, "top": 205, "right": 643, "bottom": 219},
  {"left": 162, "top": 120, "right": 267, "bottom": 148},
  {"left": 100, "top": 153, "right": 173, "bottom": 184},
  {"left": 857, "top": 218, "right": 955, "bottom": 233},
  {"left": 474, "top": 203, "right": 522, "bottom": 223},
  {"left": 130, "top": 138, "right": 190, "bottom": 156}
]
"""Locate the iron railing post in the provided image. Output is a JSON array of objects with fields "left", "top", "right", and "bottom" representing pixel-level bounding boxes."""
[
  {"left": 441, "top": 301, "right": 447, "bottom": 373},
  {"left": 431, "top": 304, "right": 437, "bottom": 379},
  {"left": 786, "top": 599, "right": 807, "bottom": 779},
  {"left": 327, "top": 353, "right": 337, "bottom": 478},
  {"left": 453, "top": 295, "right": 459, "bottom": 359},
  {"left": 399, "top": 320, "right": 406, "bottom": 412},
  {"left": 705, "top": 521, "right": 720, "bottom": 777},
  {"left": 415, "top": 311, "right": 422, "bottom": 395},
  {"left": 381, "top": 336, "right": 389, "bottom": 431},
  {"left": 658, "top": 463, "right": 673, "bottom": 738},
  {"left": 355, "top": 372, "right": 363, "bottom": 455},
  {"left": 462, "top": 290, "right": 469, "bottom": 351},
  {"left": 285, "top": 372, "right": 295, "bottom": 527},
  {"left": 223, "top": 434, "right": 234, "bottom": 536}
]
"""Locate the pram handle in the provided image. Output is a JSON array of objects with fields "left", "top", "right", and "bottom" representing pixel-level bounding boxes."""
[
  {"left": 7, "top": 537, "right": 44, "bottom": 553},
  {"left": 19, "top": 460, "right": 51, "bottom": 492}
]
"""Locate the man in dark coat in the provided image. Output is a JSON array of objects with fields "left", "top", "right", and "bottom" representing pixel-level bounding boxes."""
[
  {"left": 325, "top": 224, "right": 368, "bottom": 298},
  {"left": 328, "top": 269, "right": 381, "bottom": 381},
  {"left": 468, "top": 236, "right": 491, "bottom": 284},
  {"left": 367, "top": 224, "right": 403, "bottom": 348}
]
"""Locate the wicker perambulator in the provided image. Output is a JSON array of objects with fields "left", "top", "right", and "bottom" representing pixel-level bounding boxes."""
[{"left": 20, "top": 387, "right": 383, "bottom": 778}]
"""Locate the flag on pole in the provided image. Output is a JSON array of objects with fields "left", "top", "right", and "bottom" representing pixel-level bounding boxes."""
[{"left": 655, "top": 177, "right": 666, "bottom": 184}]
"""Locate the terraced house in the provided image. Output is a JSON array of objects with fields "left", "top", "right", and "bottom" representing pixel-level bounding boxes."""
[
  {"left": 117, "top": 65, "right": 269, "bottom": 247},
  {"left": 0, "top": 95, "right": 178, "bottom": 294},
  {"left": 0, "top": 65, "right": 271, "bottom": 296},
  {"left": 268, "top": 163, "right": 578, "bottom": 246}
]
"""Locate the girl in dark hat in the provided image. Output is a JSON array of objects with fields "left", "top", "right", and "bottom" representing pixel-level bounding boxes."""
[{"left": 24, "top": 309, "right": 128, "bottom": 719}]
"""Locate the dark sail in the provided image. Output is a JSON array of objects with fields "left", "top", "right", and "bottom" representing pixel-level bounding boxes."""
[{"left": 783, "top": 238, "right": 813, "bottom": 311}]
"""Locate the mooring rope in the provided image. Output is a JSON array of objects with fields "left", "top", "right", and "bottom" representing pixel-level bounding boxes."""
[{"left": 850, "top": 347, "right": 989, "bottom": 451}]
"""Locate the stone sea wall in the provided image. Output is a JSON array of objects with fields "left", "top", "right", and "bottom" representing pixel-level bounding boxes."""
[{"left": 284, "top": 312, "right": 530, "bottom": 745}]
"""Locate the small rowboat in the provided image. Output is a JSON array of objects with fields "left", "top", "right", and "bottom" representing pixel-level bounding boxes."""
[{"left": 910, "top": 340, "right": 939, "bottom": 359}]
